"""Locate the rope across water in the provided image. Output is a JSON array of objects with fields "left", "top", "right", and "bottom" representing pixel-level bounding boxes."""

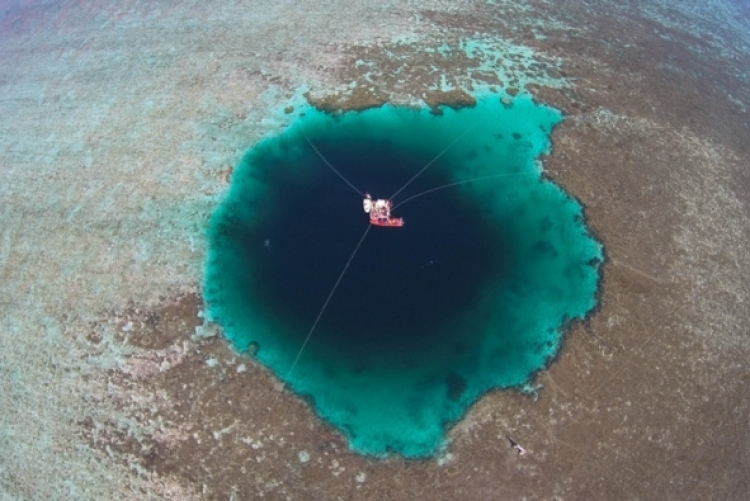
[{"left": 282, "top": 116, "right": 542, "bottom": 397}]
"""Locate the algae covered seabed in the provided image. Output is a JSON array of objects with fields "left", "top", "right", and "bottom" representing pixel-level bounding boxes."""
[{"left": 1, "top": 1, "right": 749, "bottom": 499}]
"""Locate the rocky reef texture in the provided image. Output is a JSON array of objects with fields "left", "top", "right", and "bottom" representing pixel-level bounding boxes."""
[{"left": 1, "top": 0, "right": 748, "bottom": 499}]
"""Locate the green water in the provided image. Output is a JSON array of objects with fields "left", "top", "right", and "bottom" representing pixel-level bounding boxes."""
[{"left": 203, "top": 94, "right": 602, "bottom": 457}]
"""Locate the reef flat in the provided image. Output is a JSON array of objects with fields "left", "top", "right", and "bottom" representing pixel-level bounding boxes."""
[{"left": 0, "top": 1, "right": 748, "bottom": 500}]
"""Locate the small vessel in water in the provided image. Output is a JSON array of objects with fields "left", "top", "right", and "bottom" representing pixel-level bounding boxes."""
[{"left": 363, "top": 193, "right": 404, "bottom": 227}]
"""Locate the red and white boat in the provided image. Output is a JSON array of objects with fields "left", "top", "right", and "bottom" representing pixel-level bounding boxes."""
[{"left": 363, "top": 193, "right": 404, "bottom": 228}]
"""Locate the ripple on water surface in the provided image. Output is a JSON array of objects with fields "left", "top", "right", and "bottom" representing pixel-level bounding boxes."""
[{"left": 204, "top": 94, "right": 603, "bottom": 457}]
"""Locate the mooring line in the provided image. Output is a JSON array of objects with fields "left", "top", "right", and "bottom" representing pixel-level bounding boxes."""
[
  {"left": 301, "top": 127, "right": 363, "bottom": 196},
  {"left": 274, "top": 224, "right": 372, "bottom": 401},
  {"left": 390, "top": 121, "right": 479, "bottom": 201},
  {"left": 392, "top": 171, "right": 533, "bottom": 210}
]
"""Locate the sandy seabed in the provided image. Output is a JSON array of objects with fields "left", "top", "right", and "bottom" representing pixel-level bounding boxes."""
[{"left": 1, "top": 1, "right": 748, "bottom": 500}]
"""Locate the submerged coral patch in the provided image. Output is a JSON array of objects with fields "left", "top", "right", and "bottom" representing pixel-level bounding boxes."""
[{"left": 203, "top": 94, "right": 602, "bottom": 457}]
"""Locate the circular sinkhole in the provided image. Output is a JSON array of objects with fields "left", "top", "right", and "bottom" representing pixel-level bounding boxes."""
[{"left": 203, "top": 94, "right": 603, "bottom": 457}]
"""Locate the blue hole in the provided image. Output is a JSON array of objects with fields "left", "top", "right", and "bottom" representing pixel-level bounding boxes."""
[{"left": 203, "top": 94, "right": 603, "bottom": 457}]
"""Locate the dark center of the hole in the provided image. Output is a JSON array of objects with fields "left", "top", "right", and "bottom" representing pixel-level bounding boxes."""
[{"left": 252, "top": 137, "right": 507, "bottom": 357}]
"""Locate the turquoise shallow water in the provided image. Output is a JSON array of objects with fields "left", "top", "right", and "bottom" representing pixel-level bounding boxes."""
[{"left": 203, "top": 94, "right": 603, "bottom": 457}]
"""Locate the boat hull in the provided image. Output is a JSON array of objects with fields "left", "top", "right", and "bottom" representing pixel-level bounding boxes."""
[{"left": 370, "top": 217, "right": 404, "bottom": 227}]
